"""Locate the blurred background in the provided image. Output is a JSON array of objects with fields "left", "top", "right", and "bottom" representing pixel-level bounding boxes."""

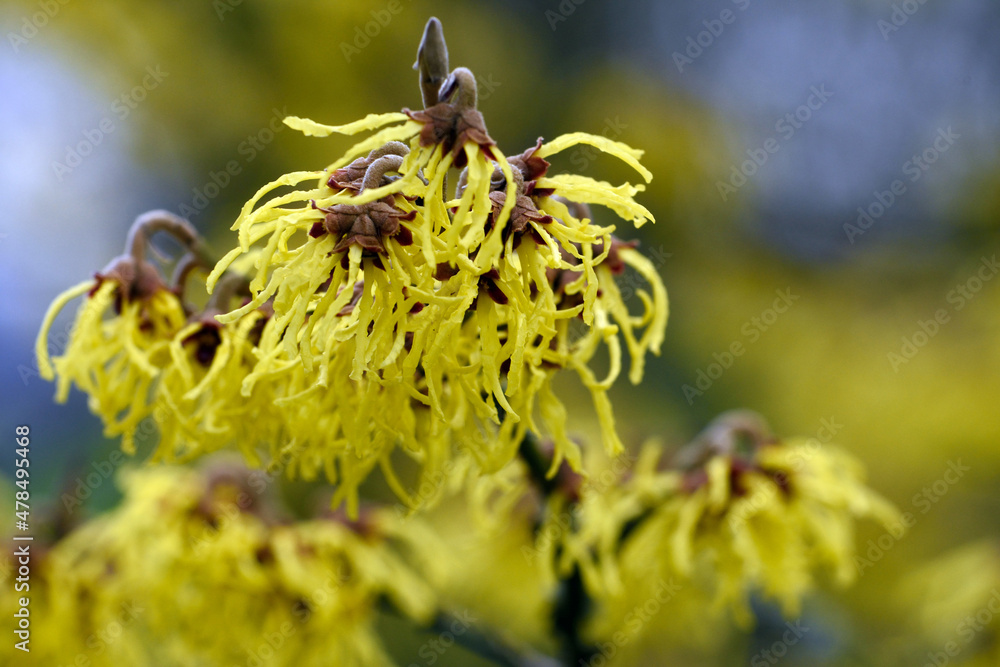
[{"left": 2, "top": 0, "right": 999, "bottom": 665}]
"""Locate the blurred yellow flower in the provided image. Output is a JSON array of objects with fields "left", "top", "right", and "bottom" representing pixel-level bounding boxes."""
[
  {"left": 623, "top": 413, "right": 900, "bottom": 625},
  {"left": 900, "top": 540, "right": 1000, "bottom": 666},
  {"left": 35, "top": 211, "right": 199, "bottom": 454},
  {"left": 0, "top": 464, "right": 440, "bottom": 667}
]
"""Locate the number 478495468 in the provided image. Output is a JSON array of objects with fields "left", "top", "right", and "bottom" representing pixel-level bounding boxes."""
[{"left": 14, "top": 425, "right": 30, "bottom": 494}]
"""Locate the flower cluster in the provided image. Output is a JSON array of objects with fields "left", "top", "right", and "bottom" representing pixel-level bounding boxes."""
[
  {"left": 36, "top": 211, "right": 286, "bottom": 465},
  {"left": 456, "top": 413, "right": 898, "bottom": 653},
  {"left": 30, "top": 17, "right": 903, "bottom": 665},
  {"left": 420, "top": 411, "right": 900, "bottom": 663},
  {"left": 0, "top": 464, "right": 440, "bottom": 666},
  {"left": 37, "top": 19, "right": 667, "bottom": 513},
  {"left": 593, "top": 412, "right": 899, "bottom": 625}
]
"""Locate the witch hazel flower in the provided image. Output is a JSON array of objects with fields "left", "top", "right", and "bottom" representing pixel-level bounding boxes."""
[
  {"left": 36, "top": 211, "right": 201, "bottom": 453},
  {"left": 198, "top": 18, "right": 666, "bottom": 497},
  {"left": 37, "top": 17, "right": 668, "bottom": 513}
]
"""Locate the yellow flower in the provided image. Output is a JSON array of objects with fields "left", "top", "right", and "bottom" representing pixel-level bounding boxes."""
[
  {"left": 155, "top": 304, "right": 283, "bottom": 465},
  {"left": 620, "top": 412, "right": 900, "bottom": 625},
  {"left": 1, "top": 463, "right": 441, "bottom": 667},
  {"left": 479, "top": 414, "right": 898, "bottom": 657},
  {"left": 36, "top": 211, "right": 198, "bottom": 453},
  {"left": 900, "top": 540, "right": 1000, "bottom": 665},
  {"left": 35, "top": 212, "right": 293, "bottom": 466},
  {"left": 37, "top": 19, "right": 669, "bottom": 515},
  {"left": 203, "top": 22, "right": 666, "bottom": 496}
]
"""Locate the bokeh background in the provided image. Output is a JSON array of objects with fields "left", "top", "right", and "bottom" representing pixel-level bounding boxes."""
[{"left": 2, "top": 0, "right": 999, "bottom": 665}]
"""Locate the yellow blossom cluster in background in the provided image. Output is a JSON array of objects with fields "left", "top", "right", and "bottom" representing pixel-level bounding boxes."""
[{"left": 1, "top": 464, "right": 442, "bottom": 666}]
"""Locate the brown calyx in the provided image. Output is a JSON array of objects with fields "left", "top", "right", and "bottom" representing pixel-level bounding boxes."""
[
  {"left": 310, "top": 198, "right": 416, "bottom": 255},
  {"left": 92, "top": 255, "right": 166, "bottom": 309},
  {"left": 183, "top": 319, "right": 223, "bottom": 366},
  {"left": 91, "top": 210, "right": 205, "bottom": 313},
  {"left": 404, "top": 68, "right": 496, "bottom": 168},
  {"left": 310, "top": 155, "right": 416, "bottom": 260},
  {"left": 478, "top": 267, "right": 507, "bottom": 305},
  {"left": 508, "top": 137, "right": 552, "bottom": 195},
  {"left": 487, "top": 166, "right": 553, "bottom": 246}
]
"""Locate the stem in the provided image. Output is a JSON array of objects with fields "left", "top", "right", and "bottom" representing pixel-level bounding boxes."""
[
  {"left": 126, "top": 210, "right": 199, "bottom": 264},
  {"left": 552, "top": 567, "right": 598, "bottom": 666},
  {"left": 424, "top": 611, "right": 557, "bottom": 667},
  {"left": 381, "top": 601, "right": 560, "bottom": 667},
  {"left": 368, "top": 141, "right": 410, "bottom": 160},
  {"left": 517, "top": 433, "right": 557, "bottom": 496},
  {"left": 516, "top": 435, "right": 598, "bottom": 666},
  {"left": 125, "top": 210, "right": 216, "bottom": 293},
  {"left": 439, "top": 67, "right": 478, "bottom": 110},
  {"left": 170, "top": 252, "right": 202, "bottom": 291},
  {"left": 362, "top": 155, "right": 405, "bottom": 191},
  {"left": 206, "top": 272, "right": 251, "bottom": 312}
]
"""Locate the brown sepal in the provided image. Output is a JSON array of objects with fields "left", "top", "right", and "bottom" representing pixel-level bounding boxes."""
[
  {"left": 478, "top": 268, "right": 507, "bottom": 305},
  {"left": 487, "top": 190, "right": 554, "bottom": 251},
  {"left": 508, "top": 137, "right": 550, "bottom": 182},
  {"left": 327, "top": 156, "right": 371, "bottom": 191},
  {"left": 310, "top": 197, "right": 415, "bottom": 256},
  {"left": 182, "top": 317, "right": 223, "bottom": 366},
  {"left": 92, "top": 255, "right": 166, "bottom": 314},
  {"left": 404, "top": 104, "right": 496, "bottom": 168}
]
